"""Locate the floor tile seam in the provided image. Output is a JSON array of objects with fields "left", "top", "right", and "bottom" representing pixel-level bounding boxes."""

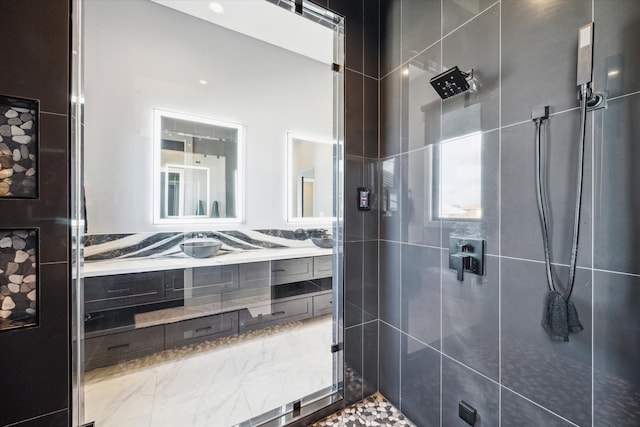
[
  {"left": 499, "top": 384, "right": 581, "bottom": 427},
  {"left": 441, "top": 0, "right": 501, "bottom": 41}
]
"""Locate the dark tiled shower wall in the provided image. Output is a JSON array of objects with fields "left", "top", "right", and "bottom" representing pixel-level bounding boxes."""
[
  {"left": 378, "top": 1, "right": 640, "bottom": 426},
  {"left": 325, "top": 0, "right": 381, "bottom": 408},
  {"left": 0, "top": 0, "right": 71, "bottom": 426}
]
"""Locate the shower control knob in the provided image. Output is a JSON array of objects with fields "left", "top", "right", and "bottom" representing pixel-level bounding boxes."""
[{"left": 449, "top": 237, "right": 485, "bottom": 281}]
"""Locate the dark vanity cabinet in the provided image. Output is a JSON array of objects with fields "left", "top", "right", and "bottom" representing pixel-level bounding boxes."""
[
  {"left": 84, "top": 325, "right": 164, "bottom": 370},
  {"left": 84, "top": 255, "right": 333, "bottom": 370},
  {"left": 312, "top": 292, "right": 333, "bottom": 317},
  {"left": 165, "top": 312, "right": 239, "bottom": 349},
  {"left": 238, "top": 296, "right": 314, "bottom": 333},
  {"left": 272, "top": 257, "right": 314, "bottom": 285},
  {"left": 84, "top": 271, "right": 166, "bottom": 312}
]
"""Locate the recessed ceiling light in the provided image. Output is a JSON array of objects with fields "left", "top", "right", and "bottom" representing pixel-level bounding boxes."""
[
  {"left": 208, "top": 2, "right": 224, "bottom": 14},
  {"left": 199, "top": 80, "right": 208, "bottom": 85}
]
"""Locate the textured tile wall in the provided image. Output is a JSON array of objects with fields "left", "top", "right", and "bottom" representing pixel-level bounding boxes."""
[
  {"left": 377, "top": 1, "right": 640, "bottom": 426},
  {"left": 0, "top": 1, "right": 70, "bottom": 426}
]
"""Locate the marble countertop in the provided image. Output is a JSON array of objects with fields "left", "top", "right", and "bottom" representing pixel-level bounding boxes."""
[{"left": 83, "top": 246, "right": 332, "bottom": 277}]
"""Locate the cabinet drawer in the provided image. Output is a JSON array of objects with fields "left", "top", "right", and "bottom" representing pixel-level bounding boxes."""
[
  {"left": 239, "top": 297, "right": 312, "bottom": 333},
  {"left": 165, "top": 312, "right": 238, "bottom": 348},
  {"left": 313, "top": 256, "right": 333, "bottom": 278},
  {"left": 313, "top": 292, "right": 333, "bottom": 317},
  {"left": 272, "top": 257, "right": 313, "bottom": 285},
  {"left": 85, "top": 272, "right": 165, "bottom": 311},
  {"left": 164, "top": 269, "right": 185, "bottom": 300},
  {"left": 188, "top": 265, "right": 239, "bottom": 297},
  {"left": 84, "top": 326, "right": 164, "bottom": 370},
  {"left": 238, "top": 262, "right": 270, "bottom": 289}
]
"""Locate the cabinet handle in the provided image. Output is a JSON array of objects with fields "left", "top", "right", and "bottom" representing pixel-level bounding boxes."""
[
  {"left": 196, "top": 326, "right": 213, "bottom": 334},
  {"left": 107, "top": 343, "right": 130, "bottom": 351},
  {"left": 272, "top": 311, "right": 286, "bottom": 316},
  {"left": 272, "top": 269, "right": 286, "bottom": 272},
  {"left": 107, "top": 288, "right": 130, "bottom": 294}
]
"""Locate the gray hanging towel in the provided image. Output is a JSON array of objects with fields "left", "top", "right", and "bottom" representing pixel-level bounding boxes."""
[
  {"left": 534, "top": 107, "right": 586, "bottom": 342},
  {"left": 541, "top": 290, "right": 569, "bottom": 342},
  {"left": 567, "top": 299, "right": 584, "bottom": 333}
]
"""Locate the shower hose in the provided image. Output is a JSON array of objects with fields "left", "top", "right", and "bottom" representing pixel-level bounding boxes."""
[{"left": 534, "top": 89, "right": 588, "bottom": 301}]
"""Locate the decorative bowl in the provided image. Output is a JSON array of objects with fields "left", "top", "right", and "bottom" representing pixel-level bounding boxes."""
[
  {"left": 180, "top": 239, "right": 223, "bottom": 258},
  {"left": 311, "top": 236, "right": 333, "bottom": 249}
]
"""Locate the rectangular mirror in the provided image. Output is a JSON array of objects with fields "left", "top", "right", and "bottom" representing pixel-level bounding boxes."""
[
  {"left": 154, "top": 110, "right": 243, "bottom": 223},
  {"left": 287, "top": 133, "right": 334, "bottom": 222}
]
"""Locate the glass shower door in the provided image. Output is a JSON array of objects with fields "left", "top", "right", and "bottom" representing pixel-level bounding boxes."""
[{"left": 71, "top": 1, "right": 344, "bottom": 426}]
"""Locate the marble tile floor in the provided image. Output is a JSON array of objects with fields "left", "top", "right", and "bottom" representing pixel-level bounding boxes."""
[
  {"left": 311, "top": 393, "right": 416, "bottom": 427},
  {"left": 83, "top": 316, "right": 333, "bottom": 427}
]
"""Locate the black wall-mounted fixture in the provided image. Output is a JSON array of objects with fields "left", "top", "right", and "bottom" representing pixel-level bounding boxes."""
[
  {"left": 429, "top": 66, "right": 474, "bottom": 99},
  {"left": 449, "top": 237, "right": 485, "bottom": 281},
  {"left": 459, "top": 401, "right": 477, "bottom": 426},
  {"left": 357, "top": 187, "right": 371, "bottom": 211}
]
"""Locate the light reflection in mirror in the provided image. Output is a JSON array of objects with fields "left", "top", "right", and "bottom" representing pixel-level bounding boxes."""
[
  {"left": 154, "top": 110, "right": 243, "bottom": 224},
  {"left": 287, "top": 133, "right": 334, "bottom": 222}
]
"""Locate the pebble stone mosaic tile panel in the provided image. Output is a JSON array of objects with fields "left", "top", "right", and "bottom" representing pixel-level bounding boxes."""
[
  {"left": 311, "top": 393, "right": 416, "bottom": 427},
  {"left": 0, "top": 95, "right": 38, "bottom": 198},
  {"left": 0, "top": 229, "right": 38, "bottom": 330}
]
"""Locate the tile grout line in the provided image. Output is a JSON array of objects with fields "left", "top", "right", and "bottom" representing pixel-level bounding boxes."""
[
  {"left": 609, "top": 89, "right": 640, "bottom": 102},
  {"left": 40, "top": 110, "right": 68, "bottom": 117},
  {"left": 361, "top": 6, "right": 366, "bottom": 393},
  {"left": 398, "top": 0, "right": 403, "bottom": 412},
  {"left": 498, "top": 0, "right": 503, "bottom": 425},
  {"left": 441, "top": 0, "right": 501, "bottom": 41},
  {"left": 378, "top": 0, "right": 499, "bottom": 82},
  {"left": 500, "top": 385, "right": 582, "bottom": 427}
]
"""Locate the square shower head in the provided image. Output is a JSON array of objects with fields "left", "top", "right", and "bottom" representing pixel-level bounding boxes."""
[{"left": 429, "top": 66, "right": 470, "bottom": 99}]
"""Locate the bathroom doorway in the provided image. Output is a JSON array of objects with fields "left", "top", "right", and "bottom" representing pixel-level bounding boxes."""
[{"left": 70, "top": 1, "right": 344, "bottom": 425}]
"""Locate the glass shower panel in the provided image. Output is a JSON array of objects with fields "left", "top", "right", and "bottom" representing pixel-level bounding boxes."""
[{"left": 73, "top": 1, "right": 344, "bottom": 426}]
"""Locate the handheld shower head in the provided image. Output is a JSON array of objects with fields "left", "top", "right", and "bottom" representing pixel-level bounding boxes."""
[{"left": 429, "top": 66, "right": 473, "bottom": 99}]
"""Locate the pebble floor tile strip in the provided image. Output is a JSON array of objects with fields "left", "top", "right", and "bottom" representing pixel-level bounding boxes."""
[{"left": 311, "top": 393, "right": 416, "bottom": 427}]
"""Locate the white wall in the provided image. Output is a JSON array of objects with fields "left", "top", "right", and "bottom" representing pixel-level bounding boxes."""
[{"left": 84, "top": 0, "right": 333, "bottom": 233}]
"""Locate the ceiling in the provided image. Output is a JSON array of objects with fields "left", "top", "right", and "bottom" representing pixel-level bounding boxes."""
[{"left": 150, "top": 0, "right": 334, "bottom": 64}]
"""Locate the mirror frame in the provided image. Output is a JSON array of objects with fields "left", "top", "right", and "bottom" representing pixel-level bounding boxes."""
[
  {"left": 153, "top": 109, "right": 244, "bottom": 225},
  {"left": 286, "top": 132, "right": 335, "bottom": 224}
]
